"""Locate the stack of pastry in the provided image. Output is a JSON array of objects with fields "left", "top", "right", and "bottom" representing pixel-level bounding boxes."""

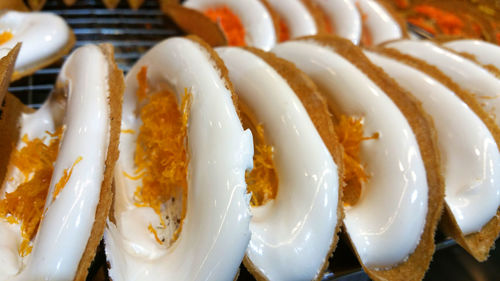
[{"left": 0, "top": 0, "right": 499, "bottom": 280}]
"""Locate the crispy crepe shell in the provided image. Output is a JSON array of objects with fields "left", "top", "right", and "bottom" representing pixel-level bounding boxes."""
[
  {"left": 0, "top": 44, "right": 124, "bottom": 281},
  {"left": 300, "top": 35, "right": 444, "bottom": 281},
  {"left": 0, "top": 0, "right": 29, "bottom": 11},
  {"left": 11, "top": 30, "right": 76, "bottom": 82},
  {"left": 236, "top": 47, "right": 344, "bottom": 281},
  {"left": 375, "top": 46, "right": 500, "bottom": 261}
]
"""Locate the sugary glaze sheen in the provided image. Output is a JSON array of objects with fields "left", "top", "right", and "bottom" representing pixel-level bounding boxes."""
[
  {"left": 444, "top": 39, "right": 500, "bottom": 71},
  {"left": 354, "top": 0, "right": 403, "bottom": 45},
  {"left": 386, "top": 40, "right": 500, "bottom": 126},
  {"left": 104, "top": 37, "right": 253, "bottom": 281},
  {"left": 267, "top": 0, "right": 317, "bottom": 40},
  {"left": 272, "top": 40, "right": 428, "bottom": 269},
  {"left": 0, "top": 44, "right": 110, "bottom": 280},
  {"left": 312, "top": 0, "right": 361, "bottom": 44},
  {"left": 365, "top": 51, "right": 500, "bottom": 236},
  {"left": 183, "top": 0, "right": 276, "bottom": 50},
  {"left": 0, "top": 11, "right": 71, "bottom": 72},
  {"left": 216, "top": 47, "right": 339, "bottom": 280}
]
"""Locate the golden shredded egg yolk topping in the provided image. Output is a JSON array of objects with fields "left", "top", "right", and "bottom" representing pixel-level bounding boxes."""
[
  {"left": 336, "top": 115, "right": 378, "bottom": 206},
  {"left": 0, "top": 128, "right": 82, "bottom": 257},
  {"left": 128, "top": 66, "right": 191, "bottom": 244},
  {"left": 204, "top": 6, "right": 246, "bottom": 46},
  {"left": 239, "top": 105, "right": 278, "bottom": 207},
  {"left": 0, "top": 31, "right": 13, "bottom": 45},
  {"left": 278, "top": 18, "right": 291, "bottom": 43},
  {"left": 408, "top": 5, "right": 469, "bottom": 36}
]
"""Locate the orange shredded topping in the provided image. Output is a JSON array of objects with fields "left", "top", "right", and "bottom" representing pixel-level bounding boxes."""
[
  {"left": 335, "top": 115, "right": 378, "bottom": 206},
  {"left": 279, "top": 18, "right": 290, "bottom": 42},
  {"left": 323, "top": 14, "right": 334, "bottom": 35},
  {"left": 496, "top": 32, "right": 500, "bottom": 45},
  {"left": 394, "top": 0, "right": 410, "bottom": 9},
  {"left": 204, "top": 6, "right": 246, "bottom": 46},
  {"left": 132, "top": 67, "right": 191, "bottom": 244},
  {"left": 148, "top": 223, "right": 164, "bottom": 245},
  {"left": 52, "top": 156, "right": 83, "bottom": 201},
  {"left": 245, "top": 124, "right": 278, "bottom": 206},
  {"left": 0, "top": 127, "right": 63, "bottom": 257},
  {"left": 0, "top": 31, "right": 13, "bottom": 45},
  {"left": 136, "top": 66, "right": 148, "bottom": 102},
  {"left": 411, "top": 5, "right": 465, "bottom": 36},
  {"left": 356, "top": 2, "right": 373, "bottom": 47}
]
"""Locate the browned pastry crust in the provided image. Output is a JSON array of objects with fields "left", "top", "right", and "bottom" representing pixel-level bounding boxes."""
[
  {"left": 0, "top": 44, "right": 22, "bottom": 185},
  {"left": 73, "top": 43, "right": 124, "bottom": 281},
  {"left": 102, "top": 0, "right": 121, "bottom": 9},
  {"left": 11, "top": 30, "right": 76, "bottom": 81},
  {"left": 299, "top": 35, "right": 444, "bottom": 281},
  {"left": 300, "top": 0, "right": 329, "bottom": 35},
  {"left": 0, "top": 0, "right": 29, "bottom": 11},
  {"left": 234, "top": 47, "right": 344, "bottom": 281},
  {"left": 0, "top": 44, "right": 124, "bottom": 281},
  {"left": 161, "top": 3, "right": 228, "bottom": 47},
  {"left": 375, "top": 45, "right": 500, "bottom": 262},
  {"left": 127, "top": 0, "right": 145, "bottom": 10},
  {"left": 27, "top": 0, "right": 47, "bottom": 11}
]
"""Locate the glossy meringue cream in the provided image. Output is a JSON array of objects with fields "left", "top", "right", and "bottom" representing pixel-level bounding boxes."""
[
  {"left": 386, "top": 40, "right": 500, "bottom": 126},
  {"left": 183, "top": 0, "right": 276, "bottom": 50},
  {"left": 104, "top": 37, "right": 253, "bottom": 281},
  {"left": 0, "top": 11, "right": 71, "bottom": 72},
  {"left": 443, "top": 39, "right": 500, "bottom": 71},
  {"left": 216, "top": 47, "right": 339, "bottom": 280},
  {"left": 0, "top": 44, "right": 110, "bottom": 280},
  {"left": 267, "top": 0, "right": 317, "bottom": 39},
  {"left": 354, "top": 0, "right": 402, "bottom": 45},
  {"left": 312, "top": 0, "right": 361, "bottom": 44},
  {"left": 365, "top": 51, "right": 500, "bottom": 236},
  {"left": 272, "top": 40, "right": 428, "bottom": 269}
]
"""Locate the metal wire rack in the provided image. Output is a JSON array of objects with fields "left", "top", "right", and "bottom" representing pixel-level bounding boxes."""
[
  {"left": 7, "top": 1, "right": 491, "bottom": 281},
  {"left": 9, "top": 0, "right": 182, "bottom": 108}
]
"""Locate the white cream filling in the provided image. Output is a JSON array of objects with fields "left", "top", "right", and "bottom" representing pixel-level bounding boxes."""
[
  {"left": 267, "top": 0, "right": 317, "bottom": 39},
  {"left": 104, "top": 37, "right": 253, "bottom": 281},
  {"left": 0, "top": 44, "right": 110, "bottom": 280},
  {"left": 272, "top": 41, "right": 428, "bottom": 269},
  {"left": 0, "top": 11, "right": 71, "bottom": 71},
  {"left": 312, "top": 0, "right": 361, "bottom": 44},
  {"left": 354, "top": 0, "right": 402, "bottom": 45},
  {"left": 444, "top": 39, "right": 500, "bottom": 71},
  {"left": 183, "top": 0, "right": 277, "bottom": 50},
  {"left": 216, "top": 47, "right": 339, "bottom": 280},
  {"left": 386, "top": 40, "right": 500, "bottom": 126},
  {"left": 366, "top": 50, "right": 500, "bottom": 235}
]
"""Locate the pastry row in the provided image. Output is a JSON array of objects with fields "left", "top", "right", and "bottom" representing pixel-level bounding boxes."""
[{"left": 1, "top": 30, "right": 500, "bottom": 281}]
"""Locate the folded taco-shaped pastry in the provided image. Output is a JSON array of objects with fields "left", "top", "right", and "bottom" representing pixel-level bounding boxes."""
[
  {"left": 0, "top": 43, "right": 123, "bottom": 280},
  {"left": 272, "top": 35, "right": 444, "bottom": 281},
  {"left": 216, "top": 46, "right": 343, "bottom": 281},
  {"left": 104, "top": 36, "right": 253, "bottom": 281},
  {"left": 373, "top": 42, "right": 500, "bottom": 261},
  {"left": 0, "top": 9, "right": 75, "bottom": 81}
]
